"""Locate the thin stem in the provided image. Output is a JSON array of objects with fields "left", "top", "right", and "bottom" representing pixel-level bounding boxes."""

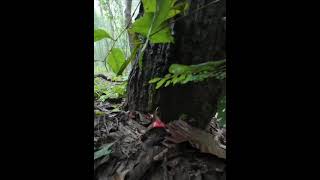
[{"left": 103, "top": 1, "right": 141, "bottom": 70}]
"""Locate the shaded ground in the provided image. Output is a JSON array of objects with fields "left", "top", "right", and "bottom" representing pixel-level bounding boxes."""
[{"left": 94, "top": 100, "right": 226, "bottom": 180}]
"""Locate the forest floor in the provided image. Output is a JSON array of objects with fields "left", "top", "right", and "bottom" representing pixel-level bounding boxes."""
[{"left": 94, "top": 99, "right": 226, "bottom": 180}]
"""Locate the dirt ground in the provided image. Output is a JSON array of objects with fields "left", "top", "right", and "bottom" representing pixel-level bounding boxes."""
[{"left": 94, "top": 101, "right": 226, "bottom": 180}]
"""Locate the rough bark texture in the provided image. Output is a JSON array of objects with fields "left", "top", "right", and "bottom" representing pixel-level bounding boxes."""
[{"left": 127, "top": 0, "right": 226, "bottom": 129}]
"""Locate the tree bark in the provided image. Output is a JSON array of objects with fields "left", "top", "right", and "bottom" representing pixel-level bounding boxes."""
[{"left": 127, "top": 0, "right": 226, "bottom": 129}]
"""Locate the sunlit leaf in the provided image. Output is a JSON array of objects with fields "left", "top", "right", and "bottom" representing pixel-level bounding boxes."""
[
  {"left": 169, "top": 64, "right": 192, "bottom": 74},
  {"left": 156, "top": 78, "right": 167, "bottom": 89},
  {"left": 173, "top": 74, "right": 186, "bottom": 84},
  {"left": 117, "top": 43, "right": 141, "bottom": 76},
  {"left": 142, "top": 0, "right": 156, "bottom": 12},
  {"left": 130, "top": 13, "right": 154, "bottom": 37},
  {"left": 130, "top": 0, "right": 177, "bottom": 44},
  {"left": 94, "top": 29, "right": 113, "bottom": 42},
  {"left": 164, "top": 80, "right": 171, "bottom": 87},
  {"left": 150, "top": 26, "right": 174, "bottom": 43},
  {"left": 149, "top": 77, "right": 162, "bottom": 83},
  {"left": 166, "top": 9, "right": 181, "bottom": 20},
  {"left": 107, "top": 48, "right": 126, "bottom": 74},
  {"left": 181, "top": 74, "right": 193, "bottom": 84}
]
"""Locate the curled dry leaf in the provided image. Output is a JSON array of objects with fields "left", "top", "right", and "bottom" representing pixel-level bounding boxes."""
[{"left": 166, "top": 120, "right": 226, "bottom": 159}]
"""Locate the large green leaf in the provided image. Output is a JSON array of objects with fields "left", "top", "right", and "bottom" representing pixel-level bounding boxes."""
[
  {"left": 142, "top": 0, "right": 156, "bottom": 12},
  {"left": 153, "top": 0, "right": 172, "bottom": 28},
  {"left": 130, "top": 0, "right": 176, "bottom": 43},
  {"left": 94, "top": 29, "right": 113, "bottom": 42},
  {"left": 169, "top": 64, "right": 192, "bottom": 74},
  {"left": 107, "top": 48, "right": 126, "bottom": 74},
  {"left": 181, "top": 74, "right": 193, "bottom": 84},
  {"left": 117, "top": 43, "right": 141, "bottom": 76},
  {"left": 130, "top": 13, "right": 153, "bottom": 37},
  {"left": 150, "top": 26, "right": 174, "bottom": 43}
]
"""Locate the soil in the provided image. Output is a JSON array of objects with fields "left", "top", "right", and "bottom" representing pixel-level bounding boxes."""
[{"left": 94, "top": 100, "right": 226, "bottom": 180}]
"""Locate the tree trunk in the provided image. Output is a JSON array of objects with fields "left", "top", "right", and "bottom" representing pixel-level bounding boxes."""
[{"left": 127, "top": 0, "right": 226, "bottom": 129}]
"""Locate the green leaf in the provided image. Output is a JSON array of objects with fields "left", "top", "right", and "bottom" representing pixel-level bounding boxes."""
[
  {"left": 142, "top": 0, "right": 156, "bottom": 12},
  {"left": 130, "top": 0, "right": 177, "bottom": 44},
  {"left": 117, "top": 43, "right": 141, "bottom": 76},
  {"left": 190, "top": 60, "right": 226, "bottom": 73},
  {"left": 150, "top": 26, "right": 174, "bottom": 43},
  {"left": 173, "top": 74, "right": 186, "bottom": 84},
  {"left": 183, "top": 2, "right": 190, "bottom": 12},
  {"left": 131, "top": 16, "right": 174, "bottom": 43},
  {"left": 154, "top": 0, "right": 172, "bottom": 28},
  {"left": 130, "top": 13, "right": 154, "bottom": 37},
  {"left": 156, "top": 78, "right": 167, "bottom": 89},
  {"left": 94, "top": 29, "right": 113, "bottom": 42},
  {"left": 94, "top": 142, "right": 115, "bottom": 160},
  {"left": 173, "top": 1, "right": 189, "bottom": 15},
  {"left": 181, "top": 74, "right": 193, "bottom": 84},
  {"left": 169, "top": 64, "right": 192, "bottom": 74},
  {"left": 166, "top": 9, "right": 181, "bottom": 20},
  {"left": 99, "top": 95, "right": 108, "bottom": 102},
  {"left": 107, "top": 48, "right": 126, "bottom": 74},
  {"left": 149, "top": 77, "right": 162, "bottom": 83},
  {"left": 164, "top": 80, "right": 171, "bottom": 87}
]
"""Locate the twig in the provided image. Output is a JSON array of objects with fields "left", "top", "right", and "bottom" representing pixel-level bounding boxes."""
[{"left": 103, "top": 1, "right": 141, "bottom": 69}]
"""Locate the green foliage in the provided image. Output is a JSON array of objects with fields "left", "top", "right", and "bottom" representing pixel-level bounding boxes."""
[
  {"left": 116, "top": 43, "right": 142, "bottom": 76},
  {"left": 94, "top": 77, "right": 127, "bottom": 101},
  {"left": 131, "top": 0, "right": 189, "bottom": 44},
  {"left": 148, "top": 77, "right": 162, "bottom": 83},
  {"left": 149, "top": 60, "right": 226, "bottom": 89},
  {"left": 171, "top": 0, "right": 189, "bottom": 16},
  {"left": 94, "top": 29, "right": 113, "bottom": 42},
  {"left": 142, "top": 0, "right": 156, "bottom": 12},
  {"left": 98, "top": 82, "right": 127, "bottom": 101},
  {"left": 130, "top": 1, "right": 172, "bottom": 43},
  {"left": 95, "top": 0, "right": 136, "bottom": 75},
  {"left": 107, "top": 48, "right": 126, "bottom": 74}
]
